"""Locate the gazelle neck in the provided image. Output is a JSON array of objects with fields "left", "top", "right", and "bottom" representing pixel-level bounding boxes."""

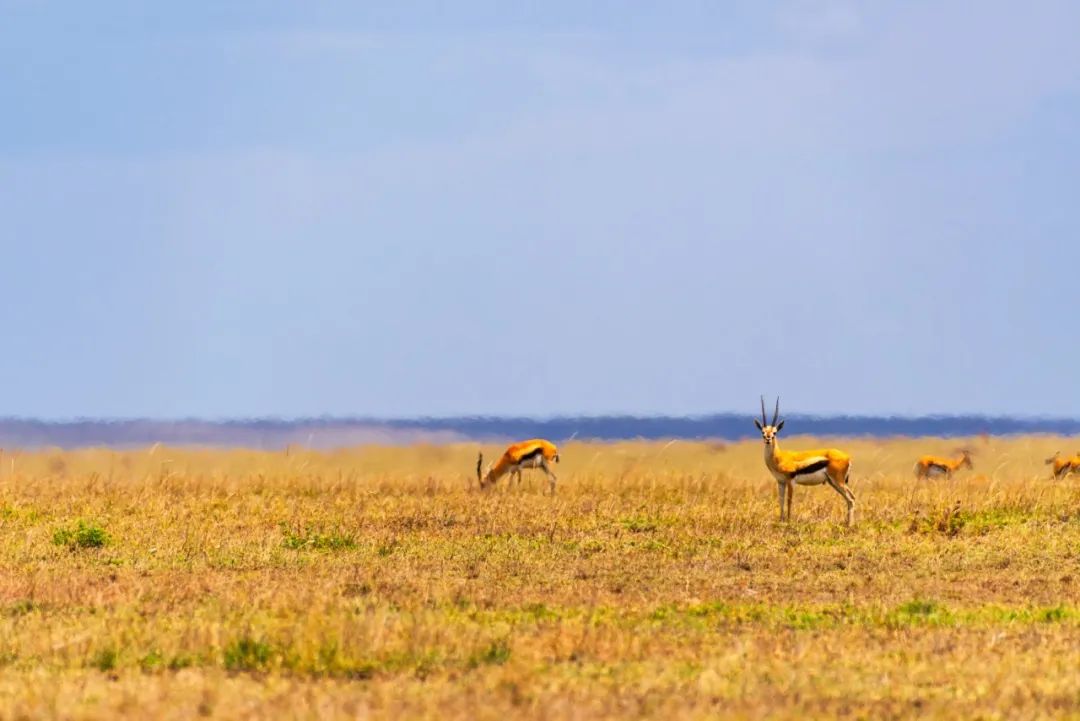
[{"left": 763, "top": 440, "right": 781, "bottom": 469}]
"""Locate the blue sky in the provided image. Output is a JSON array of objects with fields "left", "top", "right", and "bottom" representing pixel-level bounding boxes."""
[{"left": 2, "top": 1, "right": 1079, "bottom": 419}]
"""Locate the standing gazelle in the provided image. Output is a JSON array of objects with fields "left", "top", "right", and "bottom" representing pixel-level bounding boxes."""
[
  {"left": 754, "top": 397, "right": 856, "bottom": 526},
  {"left": 477, "top": 439, "right": 560, "bottom": 493},
  {"left": 913, "top": 450, "right": 973, "bottom": 480}
]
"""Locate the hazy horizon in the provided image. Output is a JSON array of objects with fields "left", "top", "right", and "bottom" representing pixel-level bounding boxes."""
[
  {"left": 3, "top": 2, "right": 1079, "bottom": 419},
  {"left": 6, "top": 408, "right": 1080, "bottom": 423},
  {"left": 4, "top": 412, "right": 1080, "bottom": 451}
]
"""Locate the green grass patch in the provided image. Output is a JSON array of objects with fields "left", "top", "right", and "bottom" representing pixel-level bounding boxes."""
[
  {"left": 887, "top": 598, "right": 953, "bottom": 627},
  {"left": 52, "top": 520, "right": 110, "bottom": 550},
  {"left": 91, "top": 646, "right": 118, "bottom": 672},
  {"left": 139, "top": 650, "right": 165, "bottom": 672},
  {"left": 168, "top": 654, "right": 195, "bottom": 671},
  {"left": 312, "top": 641, "right": 377, "bottom": 679},
  {"left": 467, "top": 639, "right": 512, "bottom": 669},
  {"left": 1038, "top": 605, "right": 1071, "bottom": 622},
  {"left": 523, "top": 603, "right": 561, "bottom": 621},
  {"left": 644, "top": 600, "right": 1079, "bottom": 630},
  {"left": 4, "top": 600, "right": 39, "bottom": 617},
  {"left": 223, "top": 636, "right": 274, "bottom": 671},
  {"left": 620, "top": 516, "right": 659, "bottom": 533},
  {"left": 376, "top": 539, "right": 399, "bottom": 557},
  {"left": 908, "top": 506, "right": 1042, "bottom": 537},
  {"left": 280, "top": 523, "right": 357, "bottom": 551},
  {"left": 563, "top": 539, "right": 607, "bottom": 557},
  {"left": 895, "top": 598, "right": 941, "bottom": 616}
]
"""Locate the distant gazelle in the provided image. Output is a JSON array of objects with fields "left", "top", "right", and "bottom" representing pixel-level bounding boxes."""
[
  {"left": 477, "top": 439, "right": 560, "bottom": 493},
  {"left": 755, "top": 397, "right": 856, "bottom": 526},
  {"left": 913, "top": 450, "right": 973, "bottom": 480},
  {"left": 1045, "top": 452, "right": 1080, "bottom": 479}
]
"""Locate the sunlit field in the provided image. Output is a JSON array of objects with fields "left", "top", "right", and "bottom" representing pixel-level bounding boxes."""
[{"left": 1, "top": 436, "right": 1079, "bottom": 719}]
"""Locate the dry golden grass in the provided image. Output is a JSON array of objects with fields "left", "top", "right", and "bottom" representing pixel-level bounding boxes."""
[{"left": 0, "top": 436, "right": 1079, "bottom": 719}]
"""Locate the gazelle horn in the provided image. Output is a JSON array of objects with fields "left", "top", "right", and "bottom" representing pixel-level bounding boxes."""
[{"left": 772, "top": 397, "right": 780, "bottom": 426}]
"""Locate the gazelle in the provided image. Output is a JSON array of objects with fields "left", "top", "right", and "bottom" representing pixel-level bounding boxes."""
[
  {"left": 1045, "top": 451, "right": 1080, "bottom": 479},
  {"left": 913, "top": 449, "right": 973, "bottom": 480},
  {"left": 754, "top": 397, "right": 856, "bottom": 526},
  {"left": 477, "top": 439, "right": 560, "bottom": 493}
]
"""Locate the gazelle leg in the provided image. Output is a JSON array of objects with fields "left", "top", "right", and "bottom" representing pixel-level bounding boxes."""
[
  {"left": 826, "top": 476, "right": 856, "bottom": 526},
  {"left": 540, "top": 457, "right": 557, "bottom": 494},
  {"left": 777, "top": 481, "right": 787, "bottom": 521},
  {"left": 786, "top": 480, "right": 794, "bottom": 520}
]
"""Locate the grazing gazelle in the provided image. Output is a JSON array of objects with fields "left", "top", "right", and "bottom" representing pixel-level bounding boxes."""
[
  {"left": 477, "top": 439, "right": 560, "bottom": 493},
  {"left": 913, "top": 450, "right": 973, "bottom": 480},
  {"left": 1045, "top": 452, "right": 1080, "bottom": 479},
  {"left": 755, "top": 397, "right": 856, "bottom": 526}
]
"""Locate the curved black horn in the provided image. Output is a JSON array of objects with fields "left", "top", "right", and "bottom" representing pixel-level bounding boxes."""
[
  {"left": 772, "top": 397, "right": 780, "bottom": 426},
  {"left": 760, "top": 396, "right": 767, "bottom": 426}
]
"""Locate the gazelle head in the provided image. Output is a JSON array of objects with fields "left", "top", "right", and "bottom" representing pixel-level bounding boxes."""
[
  {"left": 753, "top": 396, "right": 785, "bottom": 446},
  {"left": 958, "top": 449, "right": 974, "bottom": 469}
]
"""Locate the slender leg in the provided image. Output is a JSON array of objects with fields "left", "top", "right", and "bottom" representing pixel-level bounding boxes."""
[
  {"left": 777, "top": 481, "right": 787, "bottom": 521},
  {"left": 842, "top": 468, "right": 856, "bottom": 524},
  {"left": 826, "top": 476, "right": 856, "bottom": 526},
  {"left": 540, "top": 457, "right": 557, "bottom": 494},
  {"left": 845, "top": 484, "right": 856, "bottom": 525},
  {"left": 786, "top": 480, "right": 794, "bottom": 520}
]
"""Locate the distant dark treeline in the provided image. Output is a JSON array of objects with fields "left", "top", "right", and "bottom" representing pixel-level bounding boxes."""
[
  {"left": 386, "top": 414, "right": 1080, "bottom": 441},
  {"left": 0, "top": 415, "right": 1078, "bottom": 449}
]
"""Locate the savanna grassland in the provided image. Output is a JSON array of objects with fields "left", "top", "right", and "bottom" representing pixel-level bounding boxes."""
[{"left": 1, "top": 436, "right": 1079, "bottom": 720}]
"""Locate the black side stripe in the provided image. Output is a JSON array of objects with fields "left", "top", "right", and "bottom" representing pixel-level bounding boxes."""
[
  {"left": 792, "top": 459, "right": 829, "bottom": 477},
  {"left": 516, "top": 447, "right": 545, "bottom": 463}
]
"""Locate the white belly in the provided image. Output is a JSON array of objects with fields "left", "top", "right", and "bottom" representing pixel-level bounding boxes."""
[
  {"left": 793, "top": 469, "right": 830, "bottom": 486},
  {"left": 516, "top": 456, "right": 544, "bottom": 470}
]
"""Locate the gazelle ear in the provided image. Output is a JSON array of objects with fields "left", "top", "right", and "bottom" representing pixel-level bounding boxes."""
[
  {"left": 753, "top": 419, "right": 763, "bottom": 431},
  {"left": 775, "top": 419, "right": 785, "bottom": 432}
]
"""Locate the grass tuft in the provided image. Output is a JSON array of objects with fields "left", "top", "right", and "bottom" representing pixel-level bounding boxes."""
[
  {"left": 52, "top": 520, "right": 110, "bottom": 549},
  {"left": 223, "top": 637, "right": 274, "bottom": 672},
  {"left": 280, "top": 523, "right": 356, "bottom": 551},
  {"left": 92, "top": 647, "right": 118, "bottom": 672},
  {"left": 468, "top": 639, "right": 512, "bottom": 669}
]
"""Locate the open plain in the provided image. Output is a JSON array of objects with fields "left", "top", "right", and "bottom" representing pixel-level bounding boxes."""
[{"left": 0, "top": 436, "right": 1078, "bottom": 720}]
